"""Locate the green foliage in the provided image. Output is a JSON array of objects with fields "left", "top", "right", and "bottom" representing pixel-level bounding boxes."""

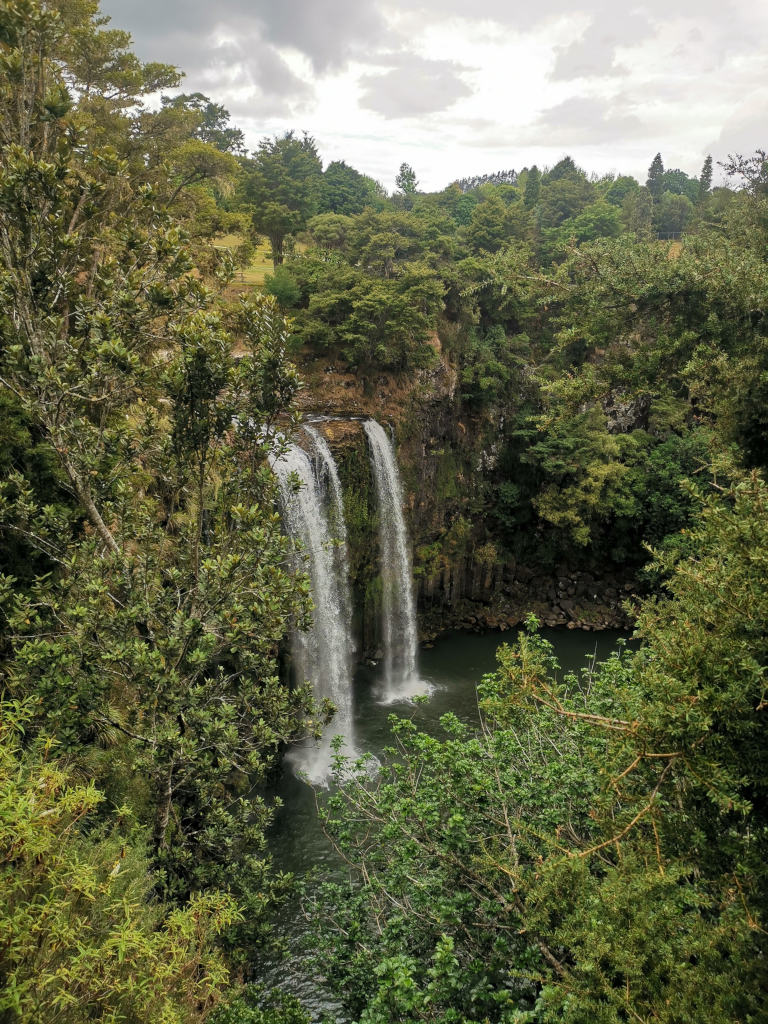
[
  {"left": 658, "top": 166, "right": 700, "bottom": 202},
  {"left": 463, "top": 192, "right": 515, "bottom": 253},
  {"left": 316, "top": 475, "right": 768, "bottom": 1021},
  {"left": 319, "top": 159, "right": 372, "bottom": 215},
  {"left": 654, "top": 190, "right": 694, "bottom": 233},
  {"left": 621, "top": 185, "right": 653, "bottom": 235},
  {"left": 265, "top": 265, "right": 302, "bottom": 308},
  {"left": 306, "top": 212, "right": 353, "bottom": 250},
  {"left": 292, "top": 256, "right": 442, "bottom": 370},
  {"left": 210, "top": 986, "right": 310, "bottom": 1024},
  {"left": 161, "top": 92, "right": 246, "bottom": 154},
  {"left": 523, "top": 166, "right": 541, "bottom": 208},
  {"left": 528, "top": 403, "right": 626, "bottom": 546},
  {"left": 0, "top": 2, "right": 312, "bottom": 949},
  {"left": 0, "top": 389, "right": 74, "bottom": 588},
  {"left": 603, "top": 174, "right": 639, "bottom": 207},
  {"left": 243, "top": 132, "right": 323, "bottom": 265},
  {"left": 1, "top": 291, "right": 312, "bottom": 909},
  {"left": 0, "top": 702, "right": 237, "bottom": 1024},
  {"left": 5, "top": 7, "right": 768, "bottom": 1020},
  {"left": 395, "top": 161, "right": 418, "bottom": 196},
  {"left": 482, "top": 226, "right": 768, "bottom": 566},
  {"left": 545, "top": 156, "right": 584, "bottom": 182},
  {"left": 561, "top": 199, "right": 621, "bottom": 244},
  {"left": 699, "top": 154, "right": 713, "bottom": 199},
  {"left": 459, "top": 326, "right": 530, "bottom": 410},
  {"left": 537, "top": 175, "right": 594, "bottom": 229},
  {"left": 646, "top": 152, "right": 665, "bottom": 199}
]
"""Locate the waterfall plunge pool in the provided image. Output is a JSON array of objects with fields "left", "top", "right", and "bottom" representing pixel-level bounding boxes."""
[{"left": 259, "top": 625, "right": 631, "bottom": 1020}]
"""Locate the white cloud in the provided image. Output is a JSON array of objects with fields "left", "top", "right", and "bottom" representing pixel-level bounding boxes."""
[
  {"left": 359, "top": 54, "right": 473, "bottom": 118},
  {"left": 101, "top": 0, "right": 768, "bottom": 190}
]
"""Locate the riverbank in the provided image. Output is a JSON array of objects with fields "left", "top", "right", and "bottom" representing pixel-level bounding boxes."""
[{"left": 420, "top": 571, "right": 636, "bottom": 641}]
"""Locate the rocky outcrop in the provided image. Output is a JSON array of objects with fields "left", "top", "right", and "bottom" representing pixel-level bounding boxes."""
[
  {"left": 420, "top": 568, "right": 634, "bottom": 640},
  {"left": 602, "top": 391, "right": 651, "bottom": 434},
  {"left": 297, "top": 341, "right": 636, "bottom": 652}
]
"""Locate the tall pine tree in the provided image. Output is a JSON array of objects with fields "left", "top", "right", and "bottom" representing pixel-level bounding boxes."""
[
  {"left": 646, "top": 152, "right": 665, "bottom": 199},
  {"left": 699, "top": 154, "right": 713, "bottom": 200},
  {"left": 524, "top": 165, "right": 541, "bottom": 207}
]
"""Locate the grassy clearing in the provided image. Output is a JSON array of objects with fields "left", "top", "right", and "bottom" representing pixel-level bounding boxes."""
[
  {"left": 214, "top": 233, "right": 273, "bottom": 287},
  {"left": 214, "top": 234, "right": 309, "bottom": 287},
  {"left": 214, "top": 234, "right": 313, "bottom": 290}
]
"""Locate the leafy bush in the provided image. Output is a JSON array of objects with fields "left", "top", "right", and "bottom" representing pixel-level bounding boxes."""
[
  {"left": 0, "top": 704, "right": 237, "bottom": 1024},
  {"left": 315, "top": 473, "right": 768, "bottom": 1022}
]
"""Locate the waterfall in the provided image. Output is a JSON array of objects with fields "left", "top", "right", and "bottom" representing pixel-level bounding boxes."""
[
  {"left": 303, "top": 425, "right": 354, "bottom": 643},
  {"left": 364, "top": 419, "right": 423, "bottom": 701},
  {"left": 271, "top": 436, "right": 356, "bottom": 783}
]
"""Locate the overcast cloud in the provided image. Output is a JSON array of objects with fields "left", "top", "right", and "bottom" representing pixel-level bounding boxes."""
[
  {"left": 100, "top": 0, "right": 768, "bottom": 190},
  {"left": 359, "top": 54, "right": 473, "bottom": 118}
]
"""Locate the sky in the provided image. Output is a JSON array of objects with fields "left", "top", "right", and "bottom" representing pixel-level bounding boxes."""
[{"left": 100, "top": 0, "right": 768, "bottom": 192}]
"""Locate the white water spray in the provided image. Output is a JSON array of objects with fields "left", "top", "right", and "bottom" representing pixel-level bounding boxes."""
[{"left": 271, "top": 438, "right": 356, "bottom": 782}]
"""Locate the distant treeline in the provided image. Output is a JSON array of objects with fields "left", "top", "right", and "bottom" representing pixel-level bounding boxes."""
[{"left": 452, "top": 168, "right": 519, "bottom": 191}]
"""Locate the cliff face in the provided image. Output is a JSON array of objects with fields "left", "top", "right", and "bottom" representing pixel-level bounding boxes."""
[{"left": 297, "top": 341, "right": 632, "bottom": 653}]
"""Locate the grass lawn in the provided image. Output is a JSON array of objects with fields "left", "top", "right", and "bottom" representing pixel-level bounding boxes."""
[
  {"left": 214, "top": 233, "right": 310, "bottom": 288},
  {"left": 214, "top": 234, "right": 273, "bottom": 287}
]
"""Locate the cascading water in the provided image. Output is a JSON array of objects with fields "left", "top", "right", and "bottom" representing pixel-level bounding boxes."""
[
  {"left": 364, "top": 419, "right": 424, "bottom": 702},
  {"left": 271, "top": 436, "right": 356, "bottom": 783},
  {"left": 303, "top": 425, "right": 354, "bottom": 643}
]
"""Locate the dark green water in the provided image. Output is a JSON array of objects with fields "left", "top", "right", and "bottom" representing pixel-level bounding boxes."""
[{"left": 261, "top": 627, "right": 630, "bottom": 1017}]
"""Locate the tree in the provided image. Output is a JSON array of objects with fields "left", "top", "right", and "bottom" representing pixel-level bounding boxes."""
[
  {"left": 545, "top": 154, "right": 582, "bottom": 181},
  {"left": 442, "top": 185, "right": 480, "bottom": 226},
  {"left": 604, "top": 174, "right": 639, "bottom": 207},
  {"left": 537, "top": 175, "right": 594, "bottom": 229},
  {"left": 315, "top": 470, "right": 768, "bottom": 1023},
  {"left": 622, "top": 185, "right": 653, "bottom": 235},
  {"left": 0, "top": 703, "right": 238, "bottom": 1024},
  {"left": 523, "top": 165, "right": 541, "bottom": 208},
  {"left": 395, "top": 161, "right": 419, "bottom": 195},
  {"left": 395, "top": 161, "right": 418, "bottom": 209},
  {"left": 722, "top": 148, "right": 768, "bottom": 195},
  {"left": 0, "top": 2, "right": 313, "bottom": 917},
  {"left": 161, "top": 92, "right": 246, "bottom": 154},
  {"left": 464, "top": 192, "right": 514, "bottom": 253},
  {"left": 491, "top": 222, "right": 768, "bottom": 564},
  {"left": 646, "top": 152, "right": 665, "bottom": 199},
  {"left": 164, "top": 138, "right": 240, "bottom": 206},
  {"left": 293, "top": 261, "right": 442, "bottom": 370},
  {"left": 347, "top": 210, "right": 426, "bottom": 276},
  {"left": 528, "top": 403, "right": 627, "bottom": 547},
  {"left": 560, "top": 200, "right": 621, "bottom": 246},
  {"left": 242, "top": 131, "right": 323, "bottom": 266},
  {"left": 0, "top": 0, "right": 241, "bottom": 250},
  {"left": 654, "top": 190, "right": 694, "bottom": 234},
  {"left": 319, "top": 159, "right": 371, "bottom": 214},
  {"left": 0, "top": 0, "right": 179, "bottom": 156},
  {"left": 264, "top": 265, "right": 302, "bottom": 308},
  {"left": 307, "top": 212, "right": 353, "bottom": 250},
  {"left": 459, "top": 325, "right": 528, "bottom": 410},
  {"left": 659, "top": 167, "right": 699, "bottom": 203},
  {"left": 699, "top": 154, "right": 713, "bottom": 199}
]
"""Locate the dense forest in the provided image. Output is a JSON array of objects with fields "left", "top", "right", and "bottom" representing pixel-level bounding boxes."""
[{"left": 0, "top": 2, "right": 766, "bottom": 1022}]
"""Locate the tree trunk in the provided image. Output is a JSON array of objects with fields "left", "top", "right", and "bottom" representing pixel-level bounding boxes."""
[
  {"left": 270, "top": 232, "right": 284, "bottom": 268},
  {"left": 60, "top": 450, "right": 121, "bottom": 556}
]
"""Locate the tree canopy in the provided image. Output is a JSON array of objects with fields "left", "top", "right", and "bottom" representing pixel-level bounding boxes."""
[{"left": 243, "top": 132, "right": 323, "bottom": 266}]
